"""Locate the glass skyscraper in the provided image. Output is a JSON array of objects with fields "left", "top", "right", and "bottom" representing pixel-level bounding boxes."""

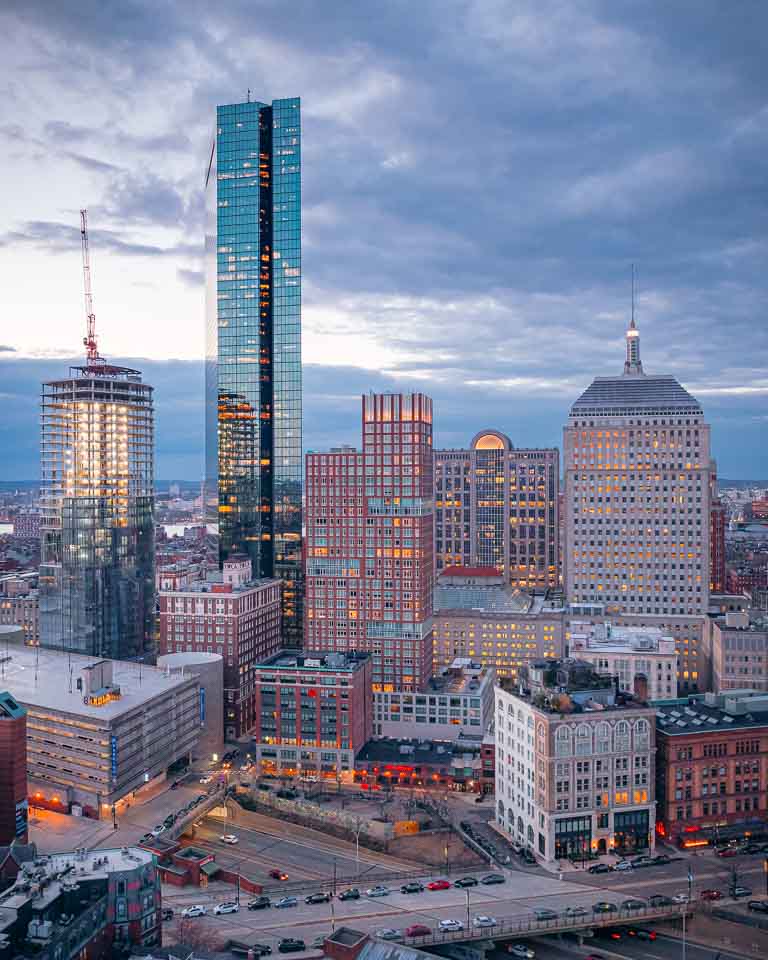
[
  {"left": 39, "top": 363, "right": 155, "bottom": 659},
  {"left": 205, "top": 96, "right": 302, "bottom": 643}
]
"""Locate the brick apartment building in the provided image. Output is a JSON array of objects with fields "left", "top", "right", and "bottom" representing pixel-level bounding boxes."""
[
  {"left": 0, "top": 689, "right": 27, "bottom": 845},
  {"left": 159, "top": 557, "right": 281, "bottom": 740}
]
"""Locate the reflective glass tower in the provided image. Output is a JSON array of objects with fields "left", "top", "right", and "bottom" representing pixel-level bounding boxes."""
[
  {"left": 39, "top": 362, "right": 155, "bottom": 659},
  {"left": 206, "top": 97, "right": 302, "bottom": 643}
]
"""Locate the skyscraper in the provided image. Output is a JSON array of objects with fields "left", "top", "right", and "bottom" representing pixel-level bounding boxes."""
[
  {"left": 434, "top": 431, "right": 559, "bottom": 589},
  {"left": 39, "top": 361, "right": 154, "bottom": 659},
  {"left": 564, "top": 314, "right": 711, "bottom": 690},
  {"left": 205, "top": 96, "right": 302, "bottom": 643},
  {"left": 305, "top": 394, "right": 434, "bottom": 692}
]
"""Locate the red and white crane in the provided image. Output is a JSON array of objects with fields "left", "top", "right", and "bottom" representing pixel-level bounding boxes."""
[{"left": 80, "top": 208, "right": 103, "bottom": 365}]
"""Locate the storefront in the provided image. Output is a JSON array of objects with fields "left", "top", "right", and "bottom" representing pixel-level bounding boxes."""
[
  {"left": 614, "top": 809, "right": 650, "bottom": 855},
  {"left": 554, "top": 815, "right": 592, "bottom": 860}
]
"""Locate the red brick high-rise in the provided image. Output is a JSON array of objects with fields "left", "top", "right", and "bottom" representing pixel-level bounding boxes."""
[
  {"left": 0, "top": 690, "right": 28, "bottom": 844},
  {"left": 305, "top": 393, "right": 434, "bottom": 692}
]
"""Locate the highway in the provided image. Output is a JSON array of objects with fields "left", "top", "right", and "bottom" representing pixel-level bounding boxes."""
[{"left": 517, "top": 933, "right": 753, "bottom": 960}]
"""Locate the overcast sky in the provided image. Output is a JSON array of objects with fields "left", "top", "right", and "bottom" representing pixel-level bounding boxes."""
[{"left": 0, "top": 1, "right": 766, "bottom": 482}]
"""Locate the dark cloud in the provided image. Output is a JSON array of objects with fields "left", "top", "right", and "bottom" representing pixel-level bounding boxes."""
[
  {"left": 177, "top": 268, "right": 204, "bottom": 287},
  {"left": 63, "top": 151, "right": 122, "bottom": 174},
  {"left": 0, "top": 345, "right": 16, "bottom": 352},
  {"left": 0, "top": 219, "right": 201, "bottom": 260}
]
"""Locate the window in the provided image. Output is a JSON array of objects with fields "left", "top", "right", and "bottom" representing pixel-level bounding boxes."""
[{"left": 555, "top": 726, "right": 572, "bottom": 757}]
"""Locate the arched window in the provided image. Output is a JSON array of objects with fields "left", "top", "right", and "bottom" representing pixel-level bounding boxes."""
[
  {"left": 555, "top": 726, "right": 572, "bottom": 757},
  {"left": 497, "top": 800, "right": 505, "bottom": 821},
  {"left": 596, "top": 721, "right": 611, "bottom": 754},
  {"left": 575, "top": 724, "right": 592, "bottom": 756},
  {"left": 634, "top": 718, "right": 650, "bottom": 750},
  {"left": 517, "top": 816, "right": 524, "bottom": 837},
  {"left": 527, "top": 825, "right": 534, "bottom": 845},
  {"left": 615, "top": 720, "right": 630, "bottom": 752}
]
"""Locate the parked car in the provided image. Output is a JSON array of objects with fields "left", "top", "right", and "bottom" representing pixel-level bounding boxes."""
[
  {"left": 427, "top": 879, "right": 451, "bottom": 891},
  {"left": 534, "top": 908, "right": 558, "bottom": 921},
  {"left": 588, "top": 863, "right": 612, "bottom": 874},
  {"left": 181, "top": 905, "right": 206, "bottom": 918},
  {"left": 305, "top": 892, "right": 331, "bottom": 904},
  {"left": 277, "top": 939, "right": 304, "bottom": 953},
  {"left": 614, "top": 860, "right": 633, "bottom": 872},
  {"left": 401, "top": 882, "right": 424, "bottom": 894},
  {"left": 247, "top": 897, "right": 271, "bottom": 910},
  {"left": 622, "top": 899, "right": 647, "bottom": 911},
  {"left": 269, "top": 869, "right": 289, "bottom": 881},
  {"left": 454, "top": 876, "right": 479, "bottom": 888},
  {"left": 214, "top": 902, "right": 239, "bottom": 915},
  {"left": 652, "top": 854, "right": 671, "bottom": 865},
  {"left": 404, "top": 925, "right": 431, "bottom": 938},
  {"left": 473, "top": 915, "right": 497, "bottom": 928},
  {"left": 730, "top": 886, "right": 753, "bottom": 899},
  {"left": 700, "top": 889, "right": 722, "bottom": 901},
  {"left": 338, "top": 888, "right": 360, "bottom": 901},
  {"left": 220, "top": 834, "right": 239, "bottom": 844},
  {"left": 592, "top": 902, "right": 618, "bottom": 914},
  {"left": 481, "top": 873, "right": 506, "bottom": 885},
  {"left": 508, "top": 946, "right": 535, "bottom": 959},
  {"left": 748, "top": 901, "right": 768, "bottom": 913},
  {"left": 564, "top": 906, "right": 589, "bottom": 918},
  {"left": 649, "top": 895, "right": 674, "bottom": 907},
  {"left": 274, "top": 897, "right": 298, "bottom": 909},
  {"left": 717, "top": 847, "right": 739, "bottom": 858},
  {"left": 378, "top": 929, "right": 405, "bottom": 941},
  {"left": 366, "top": 885, "right": 391, "bottom": 897},
  {"left": 439, "top": 920, "right": 464, "bottom": 932},
  {"left": 631, "top": 856, "right": 654, "bottom": 868}
]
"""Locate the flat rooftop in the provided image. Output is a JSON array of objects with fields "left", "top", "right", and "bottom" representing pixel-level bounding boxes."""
[
  {"left": 357, "top": 736, "right": 481, "bottom": 765},
  {"left": 0, "top": 642, "right": 196, "bottom": 721},
  {"left": 159, "top": 575, "right": 279, "bottom": 596},
  {"left": 653, "top": 692, "right": 768, "bottom": 735},
  {"left": 256, "top": 649, "right": 370, "bottom": 673},
  {"left": 426, "top": 660, "right": 492, "bottom": 695},
  {"left": 434, "top": 583, "right": 563, "bottom": 616}
]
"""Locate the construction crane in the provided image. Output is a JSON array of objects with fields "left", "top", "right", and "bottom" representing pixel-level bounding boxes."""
[{"left": 80, "top": 208, "right": 103, "bottom": 365}]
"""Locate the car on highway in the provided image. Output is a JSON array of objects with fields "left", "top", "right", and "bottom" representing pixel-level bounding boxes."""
[
  {"left": 139, "top": 833, "right": 153, "bottom": 844},
  {"left": 614, "top": 860, "right": 633, "bottom": 871},
  {"left": 671, "top": 894, "right": 690, "bottom": 904},
  {"left": 621, "top": 898, "right": 647, "bottom": 911},
  {"left": 150, "top": 825, "right": 166, "bottom": 837},
  {"left": 454, "top": 876, "right": 479, "bottom": 888},
  {"left": 200, "top": 775, "right": 212, "bottom": 784},
  {"left": 404, "top": 925, "right": 431, "bottom": 938},
  {"left": 481, "top": 873, "right": 506, "bottom": 885},
  {"left": 220, "top": 834, "right": 239, "bottom": 844},
  {"left": 378, "top": 928, "right": 405, "bottom": 941},
  {"left": 269, "top": 869, "right": 289, "bottom": 881},
  {"left": 604, "top": 929, "right": 622, "bottom": 941},
  {"left": 588, "top": 863, "right": 612, "bottom": 874},
  {"left": 400, "top": 882, "right": 424, "bottom": 894},
  {"left": 627, "top": 929, "right": 657, "bottom": 941},
  {"left": 427, "top": 879, "right": 451, "bottom": 891},
  {"left": 365, "top": 885, "right": 391, "bottom": 898},
  {"left": 533, "top": 909, "right": 558, "bottom": 921},
  {"left": 163, "top": 815, "right": 176, "bottom": 827},
  {"left": 247, "top": 897, "right": 271, "bottom": 910},
  {"left": 338, "top": 888, "right": 360, "bottom": 901},
  {"left": 274, "top": 897, "right": 298, "bottom": 909},
  {"left": 473, "top": 916, "right": 497, "bottom": 928},
  {"left": 439, "top": 920, "right": 464, "bottom": 932},
  {"left": 701, "top": 889, "right": 722, "bottom": 901},
  {"left": 748, "top": 901, "right": 768, "bottom": 913},
  {"left": 730, "top": 886, "right": 753, "bottom": 898},
  {"left": 649, "top": 894, "right": 674, "bottom": 907},
  {"left": 592, "top": 902, "right": 617, "bottom": 914},
  {"left": 277, "top": 939, "right": 305, "bottom": 953},
  {"left": 305, "top": 892, "right": 331, "bottom": 905},
  {"left": 564, "top": 906, "right": 589, "bottom": 918},
  {"left": 181, "top": 905, "right": 206, "bottom": 918},
  {"left": 508, "top": 945, "right": 535, "bottom": 959},
  {"left": 213, "top": 902, "right": 239, "bottom": 915}
]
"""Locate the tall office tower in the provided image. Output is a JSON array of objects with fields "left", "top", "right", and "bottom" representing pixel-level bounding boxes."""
[
  {"left": 305, "top": 394, "right": 434, "bottom": 692},
  {"left": 434, "top": 431, "right": 559, "bottom": 589},
  {"left": 39, "top": 361, "right": 154, "bottom": 659},
  {"left": 205, "top": 96, "right": 302, "bottom": 644},
  {"left": 564, "top": 315, "right": 711, "bottom": 690},
  {"left": 710, "top": 470, "right": 726, "bottom": 594}
]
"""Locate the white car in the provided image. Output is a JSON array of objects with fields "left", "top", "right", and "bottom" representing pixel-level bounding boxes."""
[
  {"left": 214, "top": 902, "right": 239, "bottom": 915},
  {"left": 564, "top": 906, "right": 589, "bottom": 918},
  {"left": 181, "top": 905, "right": 206, "bottom": 918},
  {"left": 473, "top": 915, "right": 497, "bottom": 928},
  {"left": 366, "top": 886, "right": 391, "bottom": 897},
  {"left": 220, "top": 834, "right": 239, "bottom": 844},
  {"left": 509, "top": 946, "right": 535, "bottom": 960},
  {"left": 672, "top": 893, "right": 690, "bottom": 904},
  {"left": 150, "top": 825, "right": 166, "bottom": 837},
  {"left": 376, "top": 929, "right": 404, "bottom": 941},
  {"left": 614, "top": 860, "right": 633, "bottom": 871},
  {"left": 200, "top": 775, "right": 213, "bottom": 784},
  {"left": 439, "top": 919, "right": 464, "bottom": 932}
]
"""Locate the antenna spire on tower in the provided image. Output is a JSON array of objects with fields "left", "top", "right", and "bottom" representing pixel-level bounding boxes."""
[{"left": 623, "top": 263, "right": 643, "bottom": 375}]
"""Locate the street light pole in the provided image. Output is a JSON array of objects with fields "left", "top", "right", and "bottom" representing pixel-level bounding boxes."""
[
  {"left": 466, "top": 888, "right": 470, "bottom": 932},
  {"left": 682, "top": 904, "right": 687, "bottom": 960}
]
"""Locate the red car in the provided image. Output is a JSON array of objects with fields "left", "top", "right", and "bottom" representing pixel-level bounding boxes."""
[
  {"left": 701, "top": 889, "right": 722, "bottom": 901},
  {"left": 405, "top": 924, "right": 431, "bottom": 937},
  {"left": 269, "top": 869, "right": 289, "bottom": 881},
  {"left": 716, "top": 848, "right": 738, "bottom": 858},
  {"left": 427, "top": 879, "right": 451, "bottom": 891}
]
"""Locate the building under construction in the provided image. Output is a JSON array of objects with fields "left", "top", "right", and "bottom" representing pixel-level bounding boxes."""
[{"left": 38, "top": 211, "right": 155, "bottom": 659}]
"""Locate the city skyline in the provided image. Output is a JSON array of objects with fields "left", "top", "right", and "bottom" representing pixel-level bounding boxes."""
[{"left": 0, "top": 2, "right": 766, "bottom": 482}]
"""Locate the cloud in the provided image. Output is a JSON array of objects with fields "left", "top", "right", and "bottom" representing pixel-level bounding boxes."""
[
  {"left": 177, "top": 267, "right": 204, "bottom": 287},
  {"left": 0, "top": 345, "right": 16, "bottom": 352}
]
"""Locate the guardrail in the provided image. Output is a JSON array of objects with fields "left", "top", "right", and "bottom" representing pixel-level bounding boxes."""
[{"left": 399, "top": 903, "right": 693, "bottom": 947}]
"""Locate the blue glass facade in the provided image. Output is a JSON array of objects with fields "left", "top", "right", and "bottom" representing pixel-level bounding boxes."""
[{"left": 206, "top": 97, "right": 302, "bottom": 643}]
